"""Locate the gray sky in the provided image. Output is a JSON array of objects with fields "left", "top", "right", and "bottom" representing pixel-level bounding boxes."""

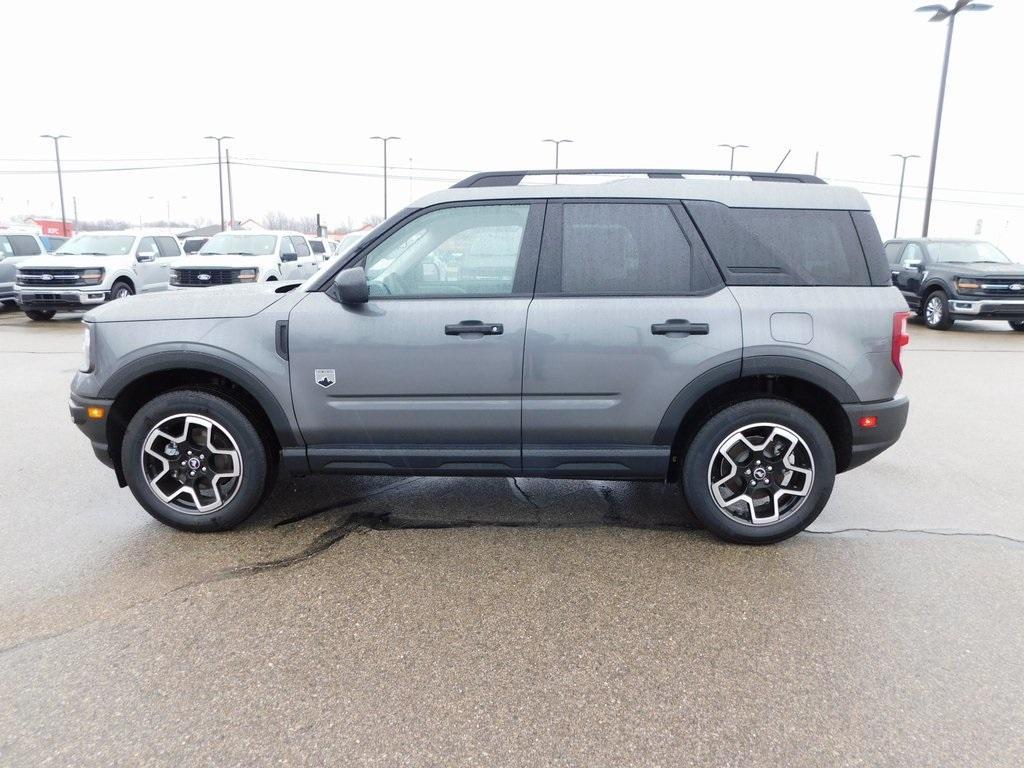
[{"left": 3, "top": 0, "right": 1023, "bottom": 249}]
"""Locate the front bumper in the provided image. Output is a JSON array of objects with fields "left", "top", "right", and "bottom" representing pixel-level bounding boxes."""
[
  {"left": 842, "top": 395, "right": 909, "bottom": 471},
  {"left": 948, "top": 297, "right": 1024, "bottom": 321},
  {"left": 69, "top": 391, "right": 117, "bottom": 472},
  {"left": 16, "top": 287, "right": 109, "bottom": 311}
]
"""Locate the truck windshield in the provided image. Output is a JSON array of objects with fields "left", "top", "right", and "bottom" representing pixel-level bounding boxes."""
[
  {"left": 56, "top": 235, "right": 136, "bottom": 256},
  {"left": 927, "top": 241, "right": 1012, "bottom": 264},
  {"left": 200, "top": 234, "right": 277, "bottom": 256}
]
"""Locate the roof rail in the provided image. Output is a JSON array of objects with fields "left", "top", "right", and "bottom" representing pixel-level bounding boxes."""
[{"left": 451, "top": 168, "right": 826, "bottom": 188}]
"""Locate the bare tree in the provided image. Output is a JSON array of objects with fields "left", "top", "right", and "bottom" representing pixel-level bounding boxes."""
[{"left": 261, "top": 211, "right": 318, "bottom": 233}]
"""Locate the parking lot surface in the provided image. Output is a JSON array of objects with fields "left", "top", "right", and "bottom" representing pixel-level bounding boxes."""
[{"left": 1, "top": 305, "right": 1022, "bottom": 767}]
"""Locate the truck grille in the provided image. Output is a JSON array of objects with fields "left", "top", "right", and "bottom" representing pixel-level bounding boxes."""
[
  {"left": 172, "top": 268, "right": 241, "bottom": 287},
  {"left": 975, "top": 278, "right": 1024, "bottom": 297},
  {"left": 17, "top": 269, "right": 86, "bottom": 286}
]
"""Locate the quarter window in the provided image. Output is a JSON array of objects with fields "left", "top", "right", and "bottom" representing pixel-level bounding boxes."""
[
  {"left": 362, "top": 204, "right": 530, "bottom": 297},
  {"left": 155, "top": 236, "right": 181, "bottom": 258}
]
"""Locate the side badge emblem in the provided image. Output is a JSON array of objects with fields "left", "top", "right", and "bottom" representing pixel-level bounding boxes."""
[{"left": 315, "top": 369, "right": 336, "bottom": 389}]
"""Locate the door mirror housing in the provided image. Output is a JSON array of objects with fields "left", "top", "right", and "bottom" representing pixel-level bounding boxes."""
[
  {"left": 905, "top": 260, "right": 922, "bottom": 270},
  {"left": 137, "top": 250, "right": 157, "bottom": 262},
  {"left": 332, "top": 266, "right": 369, "bottom": 304},
  {"left": 280, "top": 251, "right": 298, "bottom": 262}
]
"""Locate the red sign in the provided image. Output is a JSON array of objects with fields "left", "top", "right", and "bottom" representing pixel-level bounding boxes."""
[{"left": 32, "top": 218, "right": 73, "bottom": 236}]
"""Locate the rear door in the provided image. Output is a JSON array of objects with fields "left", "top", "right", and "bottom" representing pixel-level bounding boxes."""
[
  {"left": 154, "top": 236, "right": 181, "bottom": 289},
  {"left": 522, "top": 200, "right": 742, "bottom": 478},
  {"left": 287, "top": 201, "right": 543, "bottom": 474},
  {"left": 291, "top": 236, "right": 317, "bottom": 277}
]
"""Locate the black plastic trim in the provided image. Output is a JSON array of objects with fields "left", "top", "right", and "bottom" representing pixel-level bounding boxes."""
[
  {"left": 842, "top": 395, "right": 909, "bottom": 471},
  {"left": 307, "top": 445, "right": 521, "bottom": 475},
  {"left": 275, "top": 320, "right": 289, "bottom": 360},
  {"left": 742, "top": 355, "right": 860, "bottom": 404},
  {"left": 453, "top": 169, "right": 826, "bottom": 187},
  {"left": 653, "top": 360, "right": 743, "bottom": 444},
  {"left": 521, "top": 445, "right": 670, "bottom": 479}
]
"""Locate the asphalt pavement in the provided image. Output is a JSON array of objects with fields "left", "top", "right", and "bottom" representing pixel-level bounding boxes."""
[{"left": 1, "top": 304, "right": 1022, "bottom": 767}]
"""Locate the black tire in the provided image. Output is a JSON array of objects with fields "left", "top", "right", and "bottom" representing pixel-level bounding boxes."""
[
  {"left": 923, "top": 289, "right": 954, "bottom": 330},
  {"left": 24, "top": 309, "right": 56, "bottom": 321},
  {"left": 1009, "top": 321, "right": 1024, "bottom": 332},
  {"left": 121, "top": 389, "right": 270, "bottom": 532},
  {"left": 681, "top": 398, "right": 836, "bottom": 545},
  {"left": 110, "top": 280, "right": 134, "bottom": 300}
]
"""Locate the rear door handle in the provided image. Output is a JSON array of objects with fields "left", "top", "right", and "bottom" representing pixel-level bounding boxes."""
[
  {"left": 651, "top": 319, "right": 709, "bottom": 336},
  {"left": 445, "top": 320, "right": 504, "bottom": 336}
]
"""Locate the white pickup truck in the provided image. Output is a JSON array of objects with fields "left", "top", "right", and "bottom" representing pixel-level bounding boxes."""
[{"left": 169, "top": 230, "right": 320, "bottom": 289}]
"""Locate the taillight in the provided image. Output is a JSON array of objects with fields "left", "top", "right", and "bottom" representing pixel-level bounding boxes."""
[{"left": 892, "top": 311, "right": 910, "bottom": 376}]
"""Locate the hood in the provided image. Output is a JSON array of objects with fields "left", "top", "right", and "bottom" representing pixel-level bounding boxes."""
[
  {"left": 15, "top": 254, "right": 117, "bottom": 270},
  {"left": 85, "top": 282, "right": 295, "bottom": 323},
  {"left": 171, "top": 254, "right": 274, "bottom": 269},
  {"left": 936, "top": 262, "right": 1024, "bottom": 277}
]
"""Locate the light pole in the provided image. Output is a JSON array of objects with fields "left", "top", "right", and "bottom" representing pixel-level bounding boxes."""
[
  {"left": 916, "top": 1, "right": 993, "bottom": 236},
  {"left": 203, "top": 135, "right": 233, "bottom": 231},
  {"left": 40, "top": 135, "right": 70, "bottom": 235},
  {"left": 542, "top": 138, "right": 573, "bottom": 183},
  {"left": 370, "top": 136, "right": 400, "bottom": 218},
  {"left": 890, "top": 154, "right": 920, "bottom": 238},
  {"left": 717, "top": 143, "right": 748, "bottom": 172}
]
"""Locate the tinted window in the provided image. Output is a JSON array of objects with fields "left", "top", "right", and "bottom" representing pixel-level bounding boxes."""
[
  {"left": 884, "top": 242, "right": 904, "bottom": 265},
  {"left": 558, "top": 203, "right": 692, "bottom": 295},
  {"left": 182, "top": 238, "right": 206, "bottom": 254},
  {"left": 155, "top": 236, "right": 181, "bottom": 258},
  {"left": 291, "top": 236, "right": 311, "bottom": 258},
  {"left": 0, "top": 237, "right": 13, "bottom": 258},
  {"left": 137, "top": 237, "right": 158, "bottom": 257},
  {"left": 9, "top": 235, "right": 42, "bottom": 257},
  {"left": 309, "top": 240, "right": 326, "bottom": 255},
  {"left": 362, "top": 204, "right": 529, "bottom": 297},
  {"left": 686, "top": 202, "right": 871, "bottom": 287},
  {"left": 900, "top": 243, "right": 924, "bottom": 267}
]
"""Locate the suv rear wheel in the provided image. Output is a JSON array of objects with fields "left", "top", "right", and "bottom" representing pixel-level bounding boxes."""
[
  {"left": 924, "top": 289, "right": 954, "bottom": 330},
  {"left": 681, "top": 399, "right": 836, "bottom": 544},
  {"left": 121, "top": 390, "right": 270, "bottom": 531}
]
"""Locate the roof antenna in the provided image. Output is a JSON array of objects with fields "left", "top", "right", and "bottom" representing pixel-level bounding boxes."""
[{"left": 774, "top": 149, "right": 791, "bottom": 172}]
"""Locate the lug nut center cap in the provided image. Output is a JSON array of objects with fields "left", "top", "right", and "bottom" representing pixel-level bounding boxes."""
[
  {"left": 187, "top": 457, "right": 202, "bottom": 471},
  {"left": 753, "top": 467, "right": 767, "bottom": 481}
]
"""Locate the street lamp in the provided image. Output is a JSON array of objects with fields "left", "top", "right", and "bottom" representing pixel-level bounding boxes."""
[
  {"left": 542, "top": 138, "right": 573, "bottom": 183},
  {"left": 203, "top": 135, "right": 233, "bottom": 231},
  {"left": 40, "top": 135, "right": 70, "bottom": 236},
  {"left": 916, "top": 1, "right": 993, "bottom": 236},
  {"left": 370, "top": 136, "right": 401, "bottom": 218},
  {"left": 890, "top": 154, "right": 920, "bottom": 238},
  {"left": 717, "top": 143, "right": 748, "bottom": 172}
]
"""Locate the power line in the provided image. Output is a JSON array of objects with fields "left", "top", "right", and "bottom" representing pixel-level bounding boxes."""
[
  {"left": 860, "top": 190, "right": 1024, "bottom": 211},
  {"left": 829, "top": 177, "right": 1024, "bottom": 197},
  {"left": 0, "top": 161, "right": 216, "bottom": 175}
]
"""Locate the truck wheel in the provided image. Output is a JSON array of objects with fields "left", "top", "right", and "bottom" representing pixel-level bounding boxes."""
[
  {"left": 25, "top": 310, "right": 56, "bottom": 321},
  {"left": 681, "top": 399, "right": 836, "bottom": 544},
  {"left": 924, "top": 289, "right": 954, "bottom": 330},
  {"left": 110, "top": 280, "right": 134, "bottom": 300},
  {"left": 121, "top": 389, "right": 270, "bottom": 532},
  {"left": 1009, "top": 321, "right": 1024, "bottom": 332}
]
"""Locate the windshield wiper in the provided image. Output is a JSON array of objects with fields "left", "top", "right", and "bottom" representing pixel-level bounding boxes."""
[{"left": 64, "top": 251, "right": 108, "bottom": 256}]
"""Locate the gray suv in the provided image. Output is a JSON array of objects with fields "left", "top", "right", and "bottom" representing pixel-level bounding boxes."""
[{"left": 70, "top": 169, "right": 910, "bottom": 544}]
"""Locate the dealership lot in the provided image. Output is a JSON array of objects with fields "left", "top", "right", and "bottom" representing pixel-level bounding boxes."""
[{"left": 1, "top": 305, "right": 1022, "bottom": 766}]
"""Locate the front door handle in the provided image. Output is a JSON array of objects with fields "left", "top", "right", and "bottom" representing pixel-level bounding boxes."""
[
  {"left": 651, "top": 319, "right": 709, "bottom": 336},
  {"left": 445, "top": 320, "right": 504, "bottom": 336}
]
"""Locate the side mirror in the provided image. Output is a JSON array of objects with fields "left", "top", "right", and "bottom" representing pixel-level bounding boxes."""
[
  {"left": 906, "top": 260, "right": 922, "bottom": 270},
  {"left": 333, "top": 266, "right": 369, "bottom": 304},
  {"left": 281, "top": 252, "right": 298, "bottom": 262},
  {"left": 137, "top": 250, "right": 157, "bottom": 262}
]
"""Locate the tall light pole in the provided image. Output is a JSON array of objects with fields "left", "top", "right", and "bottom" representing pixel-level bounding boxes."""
[
  {"left": 916, "top": 1, "right": 993, "bottom": 236},
  {"left": 203, "top": 135, "right": 233, "bottom": 231},
  {"left": 370, "top": 136, "right": 400, "bottom": 218},
  {"left": 542, "top": 138, "right": 573, "bottom": 183},
  {"left": 717, "top": 143, "right": 748, "bottom": 172},
  {"left": 890, "top": 153, "right": 920, "bottom": 238},
  {"left": 40, "top": 135, "right": 70, "bottom": 235}
]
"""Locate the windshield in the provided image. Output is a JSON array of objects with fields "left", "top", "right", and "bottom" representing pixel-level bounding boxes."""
[
  {"left": 56, "top": 235, "right": 136, "bottom": 256},
  {"left": 199, "top": 234, "right": 277, "bottom": 256},
  {"left": 927, "top": 241, "right": 1012, "bottom": 264}
]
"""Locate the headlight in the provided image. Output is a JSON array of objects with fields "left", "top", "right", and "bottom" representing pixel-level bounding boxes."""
[
  {"left": 15, "top": 271, "right": 28, "bottom": 286},
  {"left": 237, "top": 268, "right": 258, "bottom": 283},
  {"left": 79, "top": 268, "right": 105, "bottom": 286},
  {"left": 80, "top": 324, "right": 94, "bottom": 373},
  {"left": 169, "top": 269, "right": 181, "bottom": 285},
  {"left": 956, "top": 277, "right": 981, "bottom": 293}
]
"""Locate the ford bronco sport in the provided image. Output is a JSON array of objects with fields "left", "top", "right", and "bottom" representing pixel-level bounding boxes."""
[{"left": 69, "top": 169, "right": 910, "bottom": 544}]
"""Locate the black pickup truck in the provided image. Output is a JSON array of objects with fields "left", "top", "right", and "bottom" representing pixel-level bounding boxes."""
[{"left": 884, "top": 238, "right": 1024, "bottom": 331}]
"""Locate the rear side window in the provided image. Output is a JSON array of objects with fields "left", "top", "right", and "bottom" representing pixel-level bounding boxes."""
[
  {"left": 686, "top": 202, "right": 871, "bottom": 287},
  {"left": 291, "top": 236, "right": 311, "bottom": 258},
  {"left": 552, "top": 203, "right": 694, "bottom": 295},
  {"left": 309, "top": 240, "right": 326, "bottom": 255},
  {"left": 155, "top": 236, "right": 181, "bottom": 258},
  {"left": 8, "top": 235, "right": 42, "bottom": 257},
  {"left": 884, "top": 242, "right": 904, "bottom": 265}
]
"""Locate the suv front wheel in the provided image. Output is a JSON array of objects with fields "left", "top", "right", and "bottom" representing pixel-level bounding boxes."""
[
  {"left": 121, "top": 390, "right": 271, "bottom": 531},
  {"left": 681, "top": 399, "right": 836, "bottom": 544}
]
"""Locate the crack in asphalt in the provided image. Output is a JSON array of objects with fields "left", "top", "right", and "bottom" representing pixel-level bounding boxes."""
[
  {"left": 507, "top": 477, "right": 540, "bottom": 509},
  {"left": 807, "top": 527, "right": 1024, "bottom": 546}
]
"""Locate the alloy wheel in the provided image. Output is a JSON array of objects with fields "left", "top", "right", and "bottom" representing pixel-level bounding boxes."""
[
  {"left": 926, "top": 295, "right": 944, "bottom": 327},
  {"left": 706, "top": 422, "right": 815, "bottom": 526},
  {"left": 141, "top": 413, "right": 243, "bottom": 514}
]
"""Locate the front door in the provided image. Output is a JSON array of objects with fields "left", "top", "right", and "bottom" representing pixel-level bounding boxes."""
[
  {"left": 894, "top": 242, "right": 926, "bottom": 308},
  {"left": 288, "top": 201, "right": 543, "bottom": 474},
  {"left": 134, "top": 237, "right": 165, "bottom": 292}
]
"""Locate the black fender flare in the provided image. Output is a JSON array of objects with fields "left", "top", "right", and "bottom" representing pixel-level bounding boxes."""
[
  {"left": 653, "top": 356, "right": 858, "bottom": 445},
  {"left": 97, "top": 349, "right": 300, "bottom": 447},
  {"left": 920, "top": 277, "right": 954, "bottom": 299}
]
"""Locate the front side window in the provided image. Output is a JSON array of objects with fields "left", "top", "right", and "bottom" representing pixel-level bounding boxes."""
[
  {"left": 8, "top": 235, "right": 42, "bottom": 257},
  {"left": 362, "top": 204, "right": 530, "bottom": 297},
  {"left": 900, "top": 243, "right": 924, "bottom": 267},
  {"left": 310, "top": 240, "right": 326, "bottom": 255},
  {"left": 558, "top": 203, "right": 693, "bottom": 295},
  {"left": 137, "top": 237, "right": 158, "bottom": 257},
  {"left": 57, "top": 235, "right": 136, "bottom": 256},
  {"left": 199, "top": 234, "right": 277, "bottom": 256}
]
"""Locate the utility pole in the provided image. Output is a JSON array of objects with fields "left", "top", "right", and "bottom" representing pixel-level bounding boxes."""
[
  {"left": 813, "top": 151, "right": 820, "bottom": 177},
  {"left": 717, "top": 143, "right": 748, "bottom": 172},
  {"left": 225, "top": 148, "right": 235, "bottom": 229},
  {"left": 370, "top": 136, "right": 401, "bottom": 218},
  {"left": 72, "top": 196, "right": 79, "bottom": 230},
  {"left": 40, "top": 134, "right": 70, "bottom": 235},
  {"left": 916, "top": 1, "right": 993, "bottom": 236},
  {"left": 890, "top": 153, "right": 920, "bottom": 238},
  {"left": 203, "top": 135, "right": 233, "bottom": 230},
  {"left": 542, "top": 139, "right": 573, "bottom": 184}
]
